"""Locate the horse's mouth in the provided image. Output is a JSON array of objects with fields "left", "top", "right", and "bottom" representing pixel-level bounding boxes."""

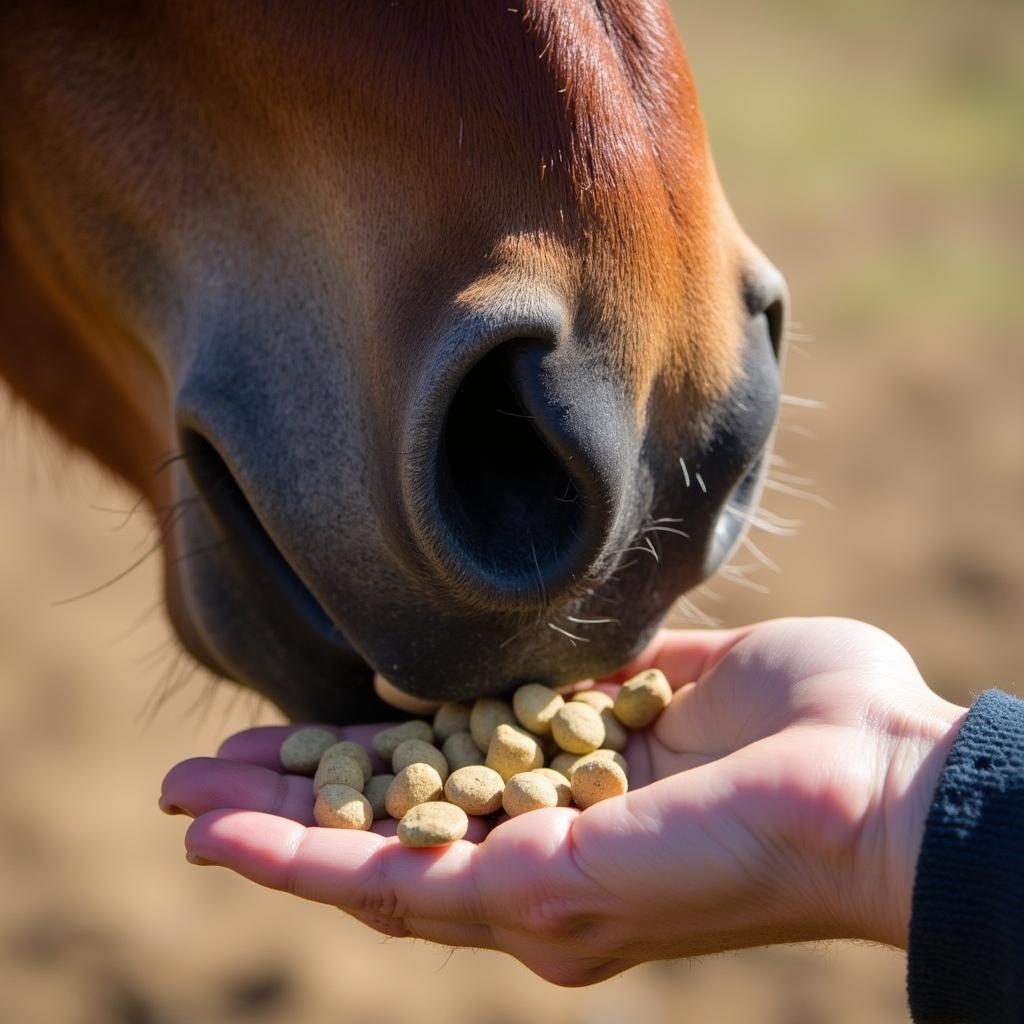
[
  {"left": 175, "top": 422, "right": 772, "bottom": 720},
  {"left": 170, "top": 281, "right": 784, "bottom": 723}
]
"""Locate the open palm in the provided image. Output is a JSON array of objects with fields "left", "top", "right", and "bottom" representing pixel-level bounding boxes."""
[{"left": 161, "top": 617, "right": 964, "bottom": 985}]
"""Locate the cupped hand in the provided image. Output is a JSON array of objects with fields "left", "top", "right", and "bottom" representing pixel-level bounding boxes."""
[{"left": 160, "top": 617, "right": 966, "bottom": 986}]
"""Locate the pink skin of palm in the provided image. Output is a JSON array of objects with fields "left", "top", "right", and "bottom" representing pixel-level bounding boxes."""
[{"left": 160, "top": 616, "right": 966, "bottom": 987}]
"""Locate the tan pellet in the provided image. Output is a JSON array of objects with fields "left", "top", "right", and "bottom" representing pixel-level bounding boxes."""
[
  {"left": 469, "top": 698, "right": 516, "bottom": 752},
  {"left": 384, "top": 763, "right": 443, "bottom": 819},
  {"left": 486, "top": 723, "right": 544, "bottom": 782},
  {"left": 444, "top": 765, "right": 504, "bottom": 816},
  {"left": 442, "top": 731, "right": 485, "bottom": 771},
  {"left": 313, "top": 784, "right": 373, "bottom": 829},
  {"left": 372, "top": 720, "right": 434, "bottom": 761},
  {"left": 550, "top": 702, "right": 604, "bottom": 754},
  {"left": 532, "top": 767, "right": 572, "bottom": 807},
  {"left": 280, "top": 727, "right": 336, "bottom": 774},
  {"left": 571, "top": 749, "right": 629, "bottom": 777},
  {"left": 512, "top": 683, "right": 564, "bottom": 736},
  {"left": 599, "top": 708, "right": 629, "bottom": 752},
  {"left": 391, "top": 738, "right": 449, "bottom": 781},
  {"left": 571, "top": 690, "right": 614, "bottom": 713},
  {"left": 363, "top": 774, "right": 394, "bottom": 821},
  {"left": 502, "top": 772, "right": 559, "bottom": 817},
  {"left": 398, "top": 802, "right": 469, "bottom": 847},
  {"left": 433, "top": 701, "right": 473, "bottom": 742},
  {"left": 550, "top": 749, "right": 628, "bottom": 779},
  {"left": 313, "top": 753, "right": 364, "bottom": 795},
  {"left": 613, "top": 668, "right": 672, "bottom": 729},
  {"left": 571, "top": 758, "right": 628, "bottom": 808},
  {"left": 318, "top": 740, "right": 373, "bottom": 784}
]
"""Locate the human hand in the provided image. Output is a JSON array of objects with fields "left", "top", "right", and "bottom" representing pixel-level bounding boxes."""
[{"left": 160, "top": 617, "right": 966, "bottom": 985}]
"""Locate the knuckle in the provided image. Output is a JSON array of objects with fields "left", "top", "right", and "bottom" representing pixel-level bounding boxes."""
[
  {"left": 353, "top": 864, "right": 408, "bottom": 924},
  {"left": 519, "top": 895, "right": 594, "bottom": 943},
  {"left": 341, "top": 908, "right": 411, "bottom": 939}
]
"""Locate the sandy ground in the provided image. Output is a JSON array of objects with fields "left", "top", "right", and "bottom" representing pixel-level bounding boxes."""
[{"left": 2, "top": 337, "right": 1022, "bottom": 1024}]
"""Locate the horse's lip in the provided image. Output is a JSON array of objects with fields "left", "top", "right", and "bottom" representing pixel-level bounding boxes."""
[{"left": 178, "top": 429, "right": 372, "bottom": 676}]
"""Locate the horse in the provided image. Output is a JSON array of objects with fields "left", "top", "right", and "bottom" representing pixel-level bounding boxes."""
[{"left": 0, "top": 1, "right": 786, "bottom": 724}]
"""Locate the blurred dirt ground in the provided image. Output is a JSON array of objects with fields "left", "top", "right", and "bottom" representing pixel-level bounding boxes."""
[{"left": 2, "top": 1, "right": 1022, "bottom": 1022}]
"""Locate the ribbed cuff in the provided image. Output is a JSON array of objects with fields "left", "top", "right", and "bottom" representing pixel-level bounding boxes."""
[{"left": 907, "top": 688, "right": 1024, "bottom": 1023}]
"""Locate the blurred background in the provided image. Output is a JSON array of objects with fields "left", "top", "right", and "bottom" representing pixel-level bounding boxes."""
[{"left": 1, "top": 0, "right": 1021, "bottom": 1021}]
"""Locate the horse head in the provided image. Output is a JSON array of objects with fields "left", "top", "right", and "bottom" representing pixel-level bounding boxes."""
[{"left": 0, "top": 1, "right": 786, "bottom": 721}]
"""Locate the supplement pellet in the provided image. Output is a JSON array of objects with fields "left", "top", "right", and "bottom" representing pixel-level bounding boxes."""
[
  {"left": 469, "top": 698, "right": 516, "bottom": 752},
  {"left": 319, "top": 740, "right": 373, "bottom": 784},
  {"left": 363, "top": 774, "right": 395, "bottom": 821},
  {"left": 372, "top": 720, "right": 434, "bottom": 761},
  {"left": 486, "top": 723, "right": 544, "bottom": 782},
  {"left": 503, "top": 772, "right": 559, "bottom": 816},
  {"left": 433, "top": 701, "right": 473, "bottom": 742},
  {"left": 550, "top": 702, "right": 604, "bottom": 754},
  {"left": 313, "top": 783, "right": 373, "bottom": 830},
  {"left": 613, "top": 669, "right": 672, "bottom": 729},
  {"left": 571, "top": 757, "right": 628, "bottom": 809},
  {"left": 392, "top": 738, "right": 449, "bottom": 780},
  {"left": 442, "top": 731, "right": 485, "bottom": 771},
  {"left": 385, "top": 762, "right": 444, "bottom": 819},
  {"left": 280, "top": 727, "right": 337, "bottom": 774},
  {"left": 512, "top": 683, "right": 564, "bottom": 736},
  {"left": 313, "top": 752, "right": 364, "bottom": 795},
  {"left": 444, "top": 765, "right": 504, "bottom": 816},
  {"left": 398, "top": 802, "right": 469, "bottom": 847}
]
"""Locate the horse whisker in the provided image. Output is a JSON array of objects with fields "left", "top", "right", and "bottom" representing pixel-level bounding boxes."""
[
  {"left": 642, "top": 525, "right": 690, "bottom": 539},
  {"left": 548, "top": 622, "right": 588, "bottom": 644},
  {"left": 780, "top": 394, "right": 826, "bottom": 410},
  {"left": 762, "top": 478, "right": 833, "bottom": 509}
]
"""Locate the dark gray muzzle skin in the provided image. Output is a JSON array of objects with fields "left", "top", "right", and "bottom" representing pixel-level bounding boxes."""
[{"left": 170, "top": 271, "right": 784, "bottom": 724}]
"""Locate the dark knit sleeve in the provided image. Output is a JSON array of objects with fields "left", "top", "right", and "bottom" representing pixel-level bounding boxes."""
[{"left": 908, "top": 688, "right": 1024, "bottom": 1023}]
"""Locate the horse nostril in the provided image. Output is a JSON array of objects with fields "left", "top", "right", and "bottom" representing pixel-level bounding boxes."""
[
  {"left": 427, "top": 339, "right": 629, "bottom": 608},
  {"left": 437, "top": 342, "right": 588, "bottom": 595}
]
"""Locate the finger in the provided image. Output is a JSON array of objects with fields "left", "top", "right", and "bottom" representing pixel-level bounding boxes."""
[
  {"left": 653, "top": 676, "right": 785, "bottom": 757},
  {"left": 185, "top": 810, "right": 487, "bottom": 924},
  {"left": 651, "top": 682, "right": 722, "bottom": 755},
  {"left": 597, "top": 627, "right": 752, "bottom": 689},
  {"left": 161, "top": 757, "right": 316, "bottom": 823},
  {"left": 163, "top": 758, "right": 493, "bottom": 838},
  {"left": 216, "top": 724, "right": 396, "bottom": 772},
  {"left": 374, "top": 674, "right": 441, "bottom": 716}
]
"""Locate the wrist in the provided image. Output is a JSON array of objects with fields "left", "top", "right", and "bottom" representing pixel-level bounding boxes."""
[{"left": 863, "top": 693, "right": 967, "bottom": 947}]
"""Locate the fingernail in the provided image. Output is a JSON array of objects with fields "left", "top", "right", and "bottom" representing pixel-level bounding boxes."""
[
  {"left": 185, "top": 852, "right": 215, "bottom": 866},
  {"left": 159, "top": 797, "right": 187, "bottom": 815}
]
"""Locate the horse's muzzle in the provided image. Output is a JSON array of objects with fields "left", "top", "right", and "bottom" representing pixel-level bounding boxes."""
[{"left": 169, "top": 272, "right": 785, "bottom": 722}]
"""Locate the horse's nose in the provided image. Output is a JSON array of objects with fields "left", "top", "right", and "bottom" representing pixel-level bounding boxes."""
[{"left": 406, "top": 338, "right": 635, "bottom": 611}]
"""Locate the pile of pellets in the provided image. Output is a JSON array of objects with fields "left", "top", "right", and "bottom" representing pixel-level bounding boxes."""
[{"left": 279, "top": 669, "right": 672, "bottom": 848}]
